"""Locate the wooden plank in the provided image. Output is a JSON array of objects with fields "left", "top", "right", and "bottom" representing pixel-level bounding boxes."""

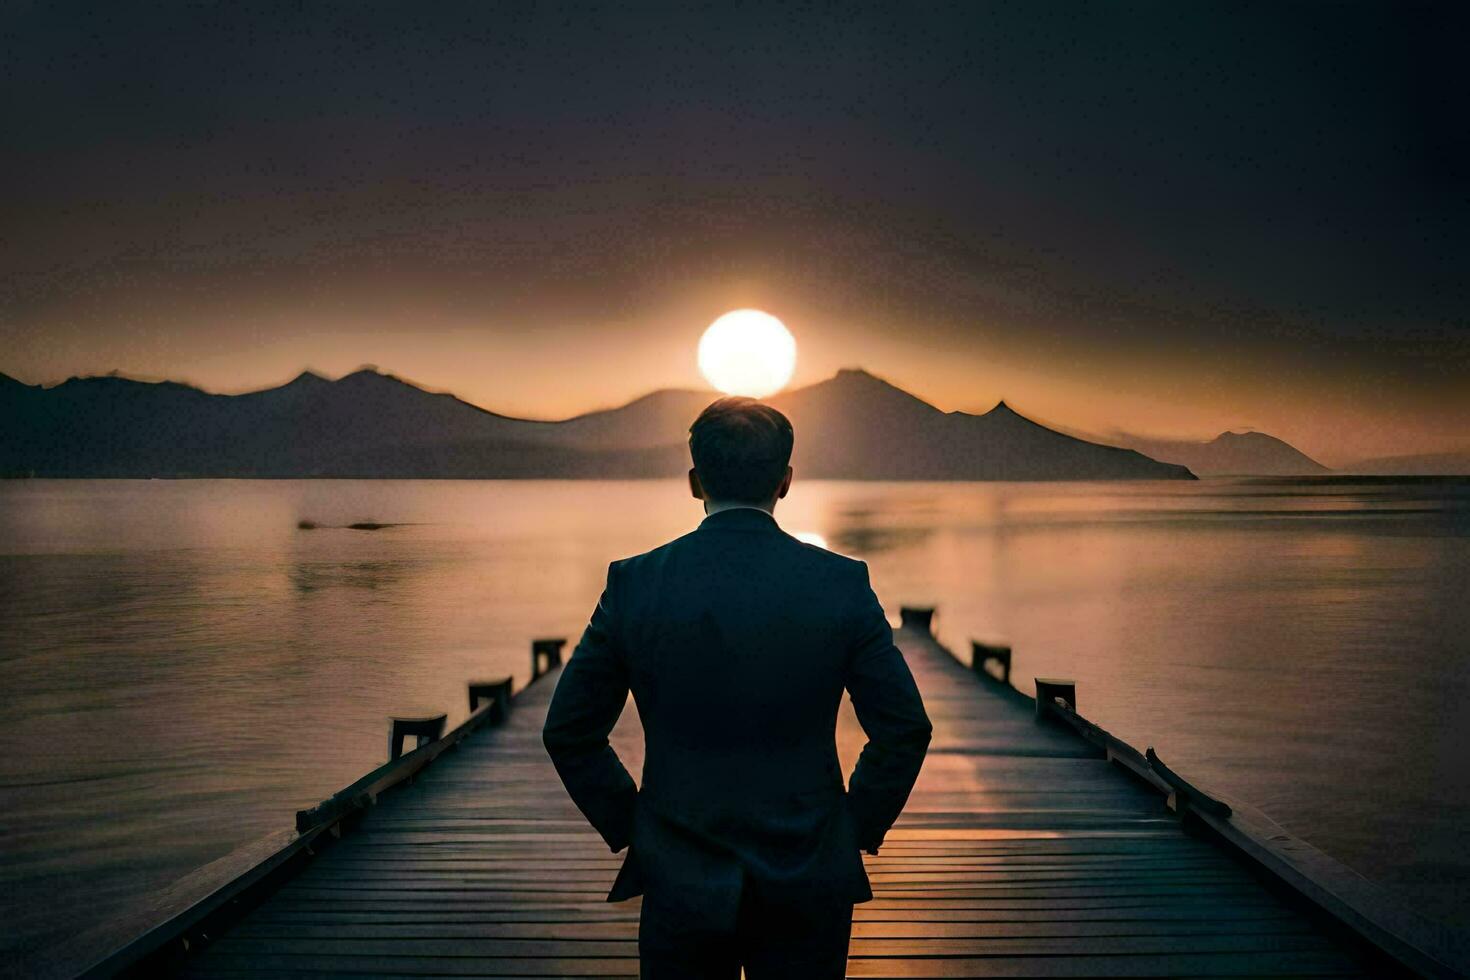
[
  {"left": 842, "top": 951, "right": 1365, "bottom": 977},
  {"left": 269, "top": 883, "right": 1282, "bottom": 901},
  {"left": 180, "top": 950, "right": 1361, "bottom": 977},
  {"left": 200, "top": 932, "right": 1344, "bottom": 957},
  {"left": 296, "top": 867, "right": 1249, "bottom": 885},
  {"left": 227, "top": 918, "right": 1316, "bottom": 940},
  {"left": 237, "top": 904, "right": 1300, "bottom": 926},
  {"left": 181, "top": 954, "right": 642, "bottom": 976}
]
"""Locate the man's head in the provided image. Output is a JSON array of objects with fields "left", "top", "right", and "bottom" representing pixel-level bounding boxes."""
[{"left": 688, "top": 397, "right": 794, "bottom": 511}]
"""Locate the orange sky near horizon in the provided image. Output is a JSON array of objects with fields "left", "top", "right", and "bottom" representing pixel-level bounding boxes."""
[{"left": 8, "top": 297, "right": 1464, "bottom": 470}]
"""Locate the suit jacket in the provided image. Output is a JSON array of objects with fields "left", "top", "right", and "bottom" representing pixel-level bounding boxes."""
[{"left": 542, "top": 507, "right": 932, "bottom": 928}]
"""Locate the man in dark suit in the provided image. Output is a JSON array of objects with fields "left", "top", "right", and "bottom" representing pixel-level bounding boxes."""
[{"left": 543, "top": 397, "right": 932, "bottom": 979}]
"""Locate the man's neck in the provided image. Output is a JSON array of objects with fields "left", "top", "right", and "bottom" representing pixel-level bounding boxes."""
[{"left": 704, "top": 500, "right": 776, "bottom": 517}]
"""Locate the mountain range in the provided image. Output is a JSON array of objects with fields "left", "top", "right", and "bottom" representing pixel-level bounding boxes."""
[
  {"left": 0, "top": 367, "right": 1197, "bottom": 480},
  {"left": 12, "top": 365, "right": 1456, "bottom": 479}
]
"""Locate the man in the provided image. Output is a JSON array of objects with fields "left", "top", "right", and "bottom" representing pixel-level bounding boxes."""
[{"left": 543, "top": 397, "right": 932, "bottom": 979}]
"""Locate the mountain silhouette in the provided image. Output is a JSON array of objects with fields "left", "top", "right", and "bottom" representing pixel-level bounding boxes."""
[
  {"left": 0, "top": 366, "right": 1193, "bottom": 480},
  {"left": 546, "top": 388, "right": 714, "bottom": 450},
  {"left": 771, "top": 370, "right": 1192, "bottom": 480},
  {"left": 1114, "top": 430, "right": 1329, "bottom": 476}
]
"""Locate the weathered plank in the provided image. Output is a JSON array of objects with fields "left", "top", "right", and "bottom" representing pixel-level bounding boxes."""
[
  {"left": 182, "top": 949, "right": 1364, "bottom": 977},
  {"left": 226, "top": 918, "right": 1316, "bottom": 940}
]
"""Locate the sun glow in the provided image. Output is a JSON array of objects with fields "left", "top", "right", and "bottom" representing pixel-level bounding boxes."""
[
  {"left": 697, "top": 309, "right": 797, "bottom": 398},
  {"left": 792, "top": 531, "right": 829, "bottom": 550}
]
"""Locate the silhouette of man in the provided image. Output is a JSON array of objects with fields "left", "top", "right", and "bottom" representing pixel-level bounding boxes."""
[{"left": 543, "top": 397, "right": 932, "bottom": 979}]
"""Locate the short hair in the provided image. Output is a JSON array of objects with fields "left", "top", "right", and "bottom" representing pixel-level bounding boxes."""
[{"left": 688, "top": 397, "right": 794, "bottom": 503}]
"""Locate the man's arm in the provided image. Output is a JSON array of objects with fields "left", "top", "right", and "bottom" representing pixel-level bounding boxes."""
[
  {"left": 542, "top": 561, "right": 638, "bottom": 852},
  {"left": 843, "top": 562, "right": 932, "bottom": 855}
]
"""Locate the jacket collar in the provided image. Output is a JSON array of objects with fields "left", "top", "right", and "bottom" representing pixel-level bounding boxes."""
[{"left": 697, "top": 507, "right": 781, "bottom": 532}]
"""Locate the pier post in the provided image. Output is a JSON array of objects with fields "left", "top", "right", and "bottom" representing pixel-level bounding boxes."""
[
  {"left": 972, "top": 640, "right": 1012, "bottom": 685},
  {"left": 1146, "top": 747, "right": 1232, "bottom": 818},
  {"left": 898, "top": 606, "right": 935, "bottom": 634},
  {"left": 388, "top": 714, "right": 447, "bottom": 761},
  {"left": 1033, "top": 677, "right": 1077, "bottom": 722},
  {"left": 468, "top": 677, "right": 514, "bottom": 721},
  {"left": 531, "top": 637, "right": 567, "bottom": 680}
]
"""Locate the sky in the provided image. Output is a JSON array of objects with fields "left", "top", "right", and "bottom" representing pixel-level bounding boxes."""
[{"left": 2, "top": 2, "right": 1467, "bottom": 464}]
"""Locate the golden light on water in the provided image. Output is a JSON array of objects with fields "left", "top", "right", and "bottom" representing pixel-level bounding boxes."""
[{"left": 697, "top": 309, "right": 797, "bottom": 398}]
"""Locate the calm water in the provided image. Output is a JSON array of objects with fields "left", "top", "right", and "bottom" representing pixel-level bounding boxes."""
[{"left": 1, "top": 478, "right": 1468, "bottom": 973}]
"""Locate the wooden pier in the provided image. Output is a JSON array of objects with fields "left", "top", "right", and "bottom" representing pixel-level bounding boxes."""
[{"left": 79, "top": 614, "right": 1464, "bottom": 978}]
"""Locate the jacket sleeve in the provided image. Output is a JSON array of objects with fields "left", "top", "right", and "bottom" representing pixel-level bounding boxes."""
[
  {"left": 843, "top": 561, "right": 932, "bottom": 855},
  {"left": 542, "top": 561, "right": 638, "bottom": 852}
]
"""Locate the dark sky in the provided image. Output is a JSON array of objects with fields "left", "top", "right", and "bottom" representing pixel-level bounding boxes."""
[{"left": 3, "top": 1, "right": 1467, "bottom": 462}]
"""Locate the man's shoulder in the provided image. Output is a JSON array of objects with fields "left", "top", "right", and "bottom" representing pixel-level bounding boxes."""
[
  {"left": 784, "top": 533, "right": 868, "bottom": 577},
  {"left": 608, "top": 528, "right": 701, "bottom": 576},
  {"left": 608, "top": 526, "right": 868, "bottom": 581}
]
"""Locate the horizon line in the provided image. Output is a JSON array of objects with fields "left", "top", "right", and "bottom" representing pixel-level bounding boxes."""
[{"left": 6, "top": 362, "right": 1459, "bottom": 464}]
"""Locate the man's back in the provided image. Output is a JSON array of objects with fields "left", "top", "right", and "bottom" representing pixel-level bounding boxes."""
[
  {"left": 620, "top": 509, "right": 900, "bottom": 815},
  {"left": 543, "top": 509, "right": 932, "bottom": 966}
]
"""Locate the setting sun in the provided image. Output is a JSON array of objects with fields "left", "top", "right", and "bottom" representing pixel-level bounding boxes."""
[{"left": 697, "top": 309, "right": 797, "bottom": 398}]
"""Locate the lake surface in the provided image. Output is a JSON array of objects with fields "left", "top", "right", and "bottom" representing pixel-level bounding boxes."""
[{"left": 1, "top": 477, "right": 1468, "bottom": 974}]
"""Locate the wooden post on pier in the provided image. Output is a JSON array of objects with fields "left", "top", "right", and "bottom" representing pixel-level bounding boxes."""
[
  {"left": 468, "top": 677, "right": 514, "bottom": 720},
  {"left": 387, "top": 714, "right": 446, "bottom": 761},
  {"left": 1033, "top": 677, "right": 1077, "bottom": 722},
  {"left": 1147, "top": 746, "right": 1233, "bottom": 818},
  {"left": 972, "top": 639, "right": 1012, "bottom": 684},
  {"left": 531, "top": 637, "right": 567, "bottom": 680},
  {"left": 898, "top": 606, "right": 934, "bottom": 633}
]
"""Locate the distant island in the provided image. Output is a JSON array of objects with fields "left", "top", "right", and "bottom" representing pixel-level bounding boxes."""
[
  {"left": 2, "top": 365, "right": 1214, "bottom": 481},
  {"left": 1336, "top": 450, "right": 1470, "bottom": 477},
  {"left": 1109, "top": 430, "right": 1330, "bottom": 477},
  {"left": 1109, "top": 431, "right": 1470, "bottom": 477}
]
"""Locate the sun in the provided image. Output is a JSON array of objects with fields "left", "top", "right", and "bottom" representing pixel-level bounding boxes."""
[{"left": 697, "top": 309, "right": 797, "bottom": 398}]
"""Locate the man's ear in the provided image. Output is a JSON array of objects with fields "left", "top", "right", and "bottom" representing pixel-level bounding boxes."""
[
  {"left": 776, "top": 465, "right": 793, "bottom": 500},
  {"left": 688, "top": 468, "right": 705, "bottom": 500}
]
